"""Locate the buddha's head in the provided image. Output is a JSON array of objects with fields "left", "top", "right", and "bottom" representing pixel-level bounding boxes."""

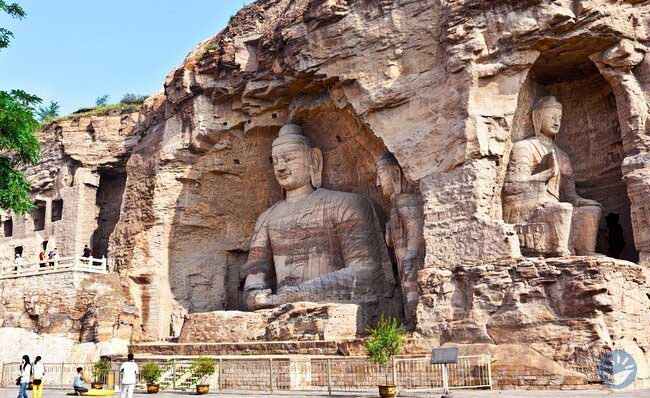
[
  {"left": 377, "top": 151, "right": 407, "bottom": 199},
  {"left": 271, "top": 124, "right": 323, "bottom": 192},
  {"left": 532, "top": 96, "right": 563, "bottom": 138}
]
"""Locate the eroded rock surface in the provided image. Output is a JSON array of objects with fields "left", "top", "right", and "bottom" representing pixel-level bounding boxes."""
[
  {"left": 179, "top": 302, "right": 360, "bottom": 343},
  {"left": 2, "top": 0, "right": 650, "bottom": 389},
  {"left": 417, "top": 256, "right": 650, "bottom": 384}
]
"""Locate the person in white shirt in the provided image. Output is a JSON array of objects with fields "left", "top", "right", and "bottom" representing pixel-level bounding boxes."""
[
  {"left": 32, "top": 356, "right": 45, "bottom": 398},
  {"left": 17, "top": 355, "right": 31, "bottom": 398},
  {"left": 120, "top": 353, "right": 139, "bottom": 398},
  {"left": 14, "top": 254, "right": 24, "bottom": 271}
]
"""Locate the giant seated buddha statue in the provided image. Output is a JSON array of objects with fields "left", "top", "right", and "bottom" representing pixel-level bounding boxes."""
[{"left": 241, "top": 124, "right": 399, "bottom": 321}]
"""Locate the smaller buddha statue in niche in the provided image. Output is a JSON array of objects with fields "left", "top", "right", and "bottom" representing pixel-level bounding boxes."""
[
  {"left": 503, "top": 96, "right": 602, "bottom": 256},
  {"left": 241, "top": 124, "right": 398, "bottom": 320},
  {"left": 376, "top": 151, "right": 424, "bottom": 327}
]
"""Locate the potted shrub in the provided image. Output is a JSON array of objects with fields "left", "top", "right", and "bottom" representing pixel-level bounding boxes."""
[
  {"left": 365, "top": 316, "right": 405, "bottom": 398},
  {"left": 91, "top": 359, "right": 110, "bottom": 389},
  {"left": 142, "top": 362, "right": 162, "bottom": 394},
  {"left": 191, "top": 357, "right": 216, "bottom": 395}
]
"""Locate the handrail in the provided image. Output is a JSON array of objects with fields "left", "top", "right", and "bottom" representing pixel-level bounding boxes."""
[{"left": 0, "top": 255, "right": 108, "bottom": 279}]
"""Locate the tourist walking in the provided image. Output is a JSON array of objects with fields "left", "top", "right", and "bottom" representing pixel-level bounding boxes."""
[
  {"left": 32, "top": 356, "right": 44, "bottom": 398},
  {"left": 16, "top": 355, "right": 31, "bottom": 398},
  {"left": 119, "top": 353, "right": 138, "bottom": 398},
  {"left": 82, "top": 245, "right": 92, "bottom": 258}
]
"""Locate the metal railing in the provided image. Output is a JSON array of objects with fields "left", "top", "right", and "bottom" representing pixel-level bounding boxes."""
[
  {"left": 2, "top": 355, "right": 491, "bottom": 394},
  {"left": 1, "top": 363, "right": 97, "bottom": 389},
  {"left": 0, "top": 256, "right": 107, "bottom": 279}
]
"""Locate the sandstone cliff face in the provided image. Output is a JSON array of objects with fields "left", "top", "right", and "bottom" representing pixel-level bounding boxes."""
[
  {"left": 418, "top": 256, "right": 650, "bottom": 385},
  {"left": 0, "top": 107, "right": 143, "bottom": 361},
  {"left": 3, "top": 0, "right": 650, "bottom": 388},
  {"left": 110, "top": 0, "right": 649, "bottom": 331},
  {"left": 105, "top": 0, "right": 650, "bottom": 387}
]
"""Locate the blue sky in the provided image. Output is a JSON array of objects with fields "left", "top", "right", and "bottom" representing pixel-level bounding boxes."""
[{"left": 0, "top": 1, "right": 249, "bottom": 115}]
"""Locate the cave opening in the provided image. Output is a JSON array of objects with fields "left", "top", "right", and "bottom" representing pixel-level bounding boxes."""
[
  {"left": 3, "top": 217, "right": 12, "bottom": 237},
  {"left": 524, "top": 37, "right": 638, "bottom": 262},
  {"left": 51, "top": 199, "right": 63, "bottom": 222},
  {"left": 32, "top": 200, "right": 46, "bottom": 231},
  {"left": 91, "top": 171, "right": 127, "bottom": 259}
]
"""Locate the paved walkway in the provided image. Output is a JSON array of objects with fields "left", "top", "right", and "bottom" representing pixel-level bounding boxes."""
[{"left": 2, "top": 388, "right": 650, "bottom": 397}]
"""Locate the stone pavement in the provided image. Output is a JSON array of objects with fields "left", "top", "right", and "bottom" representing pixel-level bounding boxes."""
[{"left": 1, "top": 388, "right": 650, "bottom": 398}]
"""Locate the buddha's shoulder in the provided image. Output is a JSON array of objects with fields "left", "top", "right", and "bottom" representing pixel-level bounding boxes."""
[{"left": 256, "top": 200, "right": 284, "bottom": 219}]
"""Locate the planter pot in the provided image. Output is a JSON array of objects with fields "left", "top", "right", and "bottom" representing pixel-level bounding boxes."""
[
  {"left": 196, "top": 384, "right": 210, "bottom": 395},
  {"left": 91, "top": 382, "right": 103, "bottom": 389},
  {"left": 378, "top": 384, "right": 397, "bottom": 398},
  {"left": 146, "top": 384, "right": 160, "bottom": 394}
]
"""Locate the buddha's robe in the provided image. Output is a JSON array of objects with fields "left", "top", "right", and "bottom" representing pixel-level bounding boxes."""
[
  {"left": 243, "top": 188, "right": 396, "bottom": 306},
  {"left": 503, "top": 137, "right": 601, "bottom": 255}
]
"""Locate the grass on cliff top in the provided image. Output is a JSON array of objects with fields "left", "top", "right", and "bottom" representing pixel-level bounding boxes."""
[{"left": 54, "top": 102, "right": 141, "bottom": 122}]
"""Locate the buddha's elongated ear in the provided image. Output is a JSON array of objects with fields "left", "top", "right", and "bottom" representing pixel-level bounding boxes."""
[{"left": 310, "top": 147, "right": 323, "bottom": 188}]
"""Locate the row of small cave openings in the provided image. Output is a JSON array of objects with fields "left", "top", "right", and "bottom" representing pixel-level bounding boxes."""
[{"left": 0, "top": 199, "right": 64, "bottom": 238}]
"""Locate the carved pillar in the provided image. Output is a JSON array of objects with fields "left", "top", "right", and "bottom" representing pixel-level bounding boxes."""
[{"left": 591, "top": 40, "right": 650, "bottom": 264}]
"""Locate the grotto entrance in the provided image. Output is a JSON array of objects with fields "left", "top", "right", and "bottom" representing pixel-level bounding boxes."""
[
  {"left": 91, "top": 171, "right": 127, "bottom": 259},
  {"left": 515, "top": 38, "right": 638, "bottom": 262}
]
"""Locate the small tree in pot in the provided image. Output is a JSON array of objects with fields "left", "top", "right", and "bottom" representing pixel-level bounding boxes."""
[
  {"left": 365, "top": 316, "right": 405, "bottom": 398},
  {"left": 91, "top": 359, "right": 110, "bottom": 389},
  {"left": 142, "top": 362, "right": 162, "bottom": 394},
  {"left": 191, "top": 357, "right": 216, "bottom": 395}
]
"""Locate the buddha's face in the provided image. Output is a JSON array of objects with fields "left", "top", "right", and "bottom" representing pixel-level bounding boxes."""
[
  {"left": 272, "top": 143, "right": 312, "bottom": 191},
  {"left": 377, "top": 164, "right": 397, "bottom": 198},
  {"left": 538, "top": 106, "right": 562, "bottom": 137}
]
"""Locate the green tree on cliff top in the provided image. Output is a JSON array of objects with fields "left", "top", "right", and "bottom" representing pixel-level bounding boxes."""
[
  {"left": 37, "top": 100, "right": 60, "bottom": 123},
  {"left": 0, "top": 1, "right": 41, "bottom": 214}
]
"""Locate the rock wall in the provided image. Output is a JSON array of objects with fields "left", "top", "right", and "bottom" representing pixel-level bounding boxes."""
[
  {"left": 0, "top": 270, "right": 137, "bottom": 361},
  {"left": 0, "top": 108, "right": 143, "bottom": 362},
  {"left": 417, "top": 257, "right": 650, "bottom": 378},
  {"left": 3, "top": 0, "right": 650, "bottom": 390},
  {"left": 107, "top": 0, "right": 650, "bottom": 339},
  {"left": 0, "top": 108, "right": 141, "bottom": 263}
]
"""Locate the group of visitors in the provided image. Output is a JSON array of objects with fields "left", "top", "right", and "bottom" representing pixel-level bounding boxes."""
[
  {"left": 16, "top": 353, "right": 139, "bottom": 398},
  {"left": 16, "top": 355, "right": 44, "bottom": 398},
  {"left": 12, "top": 248, "right": 59, "bottom": 270},
  {"left": 41, "top": 248, "right": 59, "bottom": 267},
  {"left": 12, "top": 245, "right": 94, "bottom": 269}
]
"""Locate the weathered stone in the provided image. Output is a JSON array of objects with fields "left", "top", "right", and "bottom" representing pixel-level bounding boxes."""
[
  {"left": 2, "top": 0, "right": 650, "bottom": 390},
  {"left": 179, "top": 302, "right": 359, "bottom": 343},
  {"left": 416, "top": 256, "right": 650, "bottom": 386}
]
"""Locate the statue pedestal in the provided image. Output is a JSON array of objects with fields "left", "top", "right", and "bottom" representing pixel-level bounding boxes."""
[{"left": 179, "top": 302, "right": 360, "bottom": 343}]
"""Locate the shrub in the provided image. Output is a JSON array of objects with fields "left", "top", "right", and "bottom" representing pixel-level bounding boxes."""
[
  {"left": 141, "top": 362, "right": 162, "bottom": 385},
  {"left": 119, "top": 93, "right": 147, "bottom": 105},
  {"left": 365, "top": 316, "right": 405, "bottom": 384},
  {"left": 191, "top": 357, "right": 216, "bottom": 385},
  {"left": 92, "top": 359, "right": 111, "bottom": 383},
  {"left": 95, "top": 95, "right": 109, "bottom": 107}
]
